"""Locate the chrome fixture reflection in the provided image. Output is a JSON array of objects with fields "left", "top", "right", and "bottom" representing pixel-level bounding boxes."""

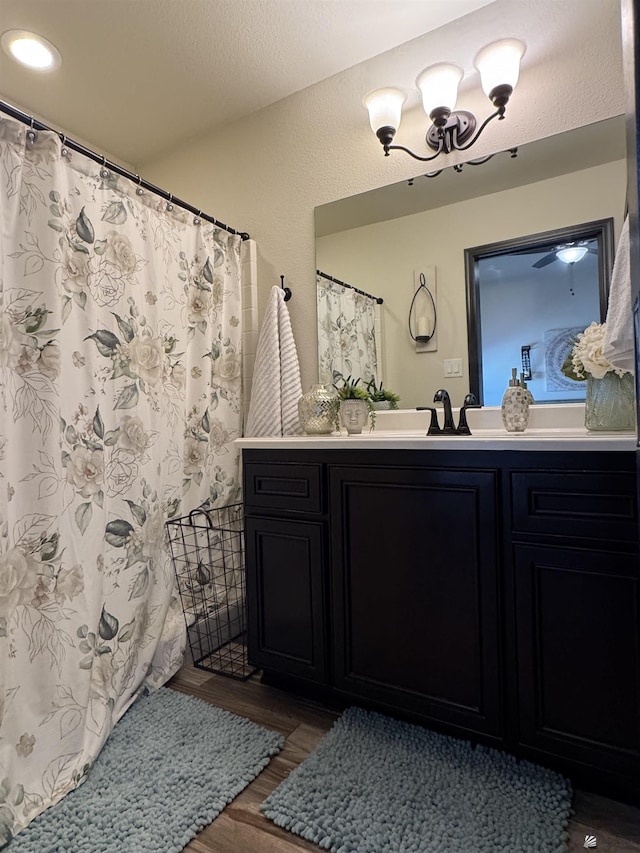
[{"left": 363, "top": 38, "right": 526, "bottom": 163}]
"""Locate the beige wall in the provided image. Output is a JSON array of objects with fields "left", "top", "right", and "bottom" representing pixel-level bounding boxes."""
[
  {"left": 316, "top": 159, "right": 627, "bottom": 408},
  {"left": 140, "top": 0, "right": 625, "bottom": 392}
]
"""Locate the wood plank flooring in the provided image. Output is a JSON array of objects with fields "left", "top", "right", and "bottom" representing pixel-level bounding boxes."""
[{"left": 168, "top": 665, "right": 640, "bottom": 853}]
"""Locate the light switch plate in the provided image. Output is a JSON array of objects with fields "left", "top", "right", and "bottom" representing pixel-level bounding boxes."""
[{"left": 444, "top": 358, "right": 463, "bottom": 377}]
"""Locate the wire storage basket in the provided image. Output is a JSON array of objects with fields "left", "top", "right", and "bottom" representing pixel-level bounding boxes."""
[{"left": 166, "top": 502, "right": 256, "bottom": 680}]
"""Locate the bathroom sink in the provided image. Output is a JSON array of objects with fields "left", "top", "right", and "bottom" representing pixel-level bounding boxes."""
[{"left": 374, "top": 402, "right": 589, "bottom": 433}]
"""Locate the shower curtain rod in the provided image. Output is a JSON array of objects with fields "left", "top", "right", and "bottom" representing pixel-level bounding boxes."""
[
  {"left": 0, "top": 99, "right": 250, "bottom": 241},
  {"left": 316, "top": 269, "right": 383, "bottom": 304}
]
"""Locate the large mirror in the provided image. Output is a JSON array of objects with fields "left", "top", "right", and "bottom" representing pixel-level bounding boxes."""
[{"left": 315, "top": 116, "right": 627, "bottom": 409}]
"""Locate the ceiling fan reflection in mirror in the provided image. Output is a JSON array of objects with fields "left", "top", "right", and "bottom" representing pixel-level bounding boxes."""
[
  {"left": 531, "top": 239, "right": 597, "bottom": 269},
  {"left": 531, "top": 239, "right": 597, "bottom": 297}
]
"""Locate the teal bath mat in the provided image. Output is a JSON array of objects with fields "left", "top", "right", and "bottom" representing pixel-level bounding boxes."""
[
  {"left": 10, "top": 687, "right": 283, "bottom": 853},
  {"left": 262, "top": 706, "right": 572, "bottom": 853}
]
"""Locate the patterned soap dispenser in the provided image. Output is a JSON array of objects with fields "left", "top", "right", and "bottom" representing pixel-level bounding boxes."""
[
  {"left": 520, "top": 372, "right": 534, "bottom": 405},
  {"left": 501, "top": 368, "right": 530, "bottom": 432}
]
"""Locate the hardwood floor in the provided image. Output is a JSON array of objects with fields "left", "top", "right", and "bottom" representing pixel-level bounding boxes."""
[{"left": 167, "top": 665, "right": 640, "bottom": 853}]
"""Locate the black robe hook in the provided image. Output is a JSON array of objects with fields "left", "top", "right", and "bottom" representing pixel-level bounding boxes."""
[{"left": 280, "top": 275, "right": 292, "bottom": 302}]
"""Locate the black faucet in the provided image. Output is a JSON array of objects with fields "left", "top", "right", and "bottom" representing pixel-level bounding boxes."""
[
  {"left": 416, "top": 407, "right": 442, "bottom": 434},
  {"left": 418, "top": 391, "right": 481, "bottom": 435},
  {"left": 456, "top": 393, "right": 481, "bottom": 435},
  {"left": 432, "top": 389, "right": 457, "bottom": 435}
]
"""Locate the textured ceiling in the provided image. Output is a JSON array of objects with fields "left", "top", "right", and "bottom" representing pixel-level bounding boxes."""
[{"left": 0, "top": 0, "right": 494, "bottom": 165}]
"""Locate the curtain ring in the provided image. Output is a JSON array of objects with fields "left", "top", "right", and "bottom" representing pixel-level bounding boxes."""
[
  {"left": 26, "top": 115, "right": 37, "bottom": 143},
  {"left": 194, "top": 210, "right": 201, "bottom": 225},
  {"left": 100, "top": 156, "right": 109, "bottom": 178},
  {"left": 166, "top": 193, "right": 173, "bottom": 212},
  {"left": 136, "top": 175, "right": 144, "bottom": 195},
  {"left": 60, "top": 133, "right": 68, "bottom": 157}
]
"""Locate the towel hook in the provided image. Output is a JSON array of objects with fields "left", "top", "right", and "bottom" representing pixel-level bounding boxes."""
[{"left": 280, "top": 275, "right": 292, "bottom": 302}]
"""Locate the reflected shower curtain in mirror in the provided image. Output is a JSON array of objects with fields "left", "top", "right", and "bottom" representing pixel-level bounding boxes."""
[
  {"left": 316, "top": 274, "right": 378, "bottom": 385},
  {"left": 0, "top": 116, "right": 243, "bottom": 843}
]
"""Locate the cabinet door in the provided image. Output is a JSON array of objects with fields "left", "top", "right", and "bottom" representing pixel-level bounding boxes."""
[
  {"left": 245, "top": 515, "right": 327, "bottom": 684},
  {"left": 514, "top": 543, "right": 640, "bottom": 782},
  {"left": 330, "top": 465, "right": 501, "bottom": 738}
]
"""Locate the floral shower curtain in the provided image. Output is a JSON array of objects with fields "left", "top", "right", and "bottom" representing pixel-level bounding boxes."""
[
  {"left": 0, "top": 116, "right": 243, "bottom": 843},
  {"left": 316, "top": 274, "right": 378, "bottom": 386}
]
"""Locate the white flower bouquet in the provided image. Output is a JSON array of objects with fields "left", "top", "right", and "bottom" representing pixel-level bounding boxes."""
[{"left": 562, "top": 321, "right": 630, "bottom": 381}]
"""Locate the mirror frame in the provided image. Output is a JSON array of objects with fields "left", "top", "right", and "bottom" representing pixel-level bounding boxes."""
[{"left": 464, "top": 217, "right": 615, "bottom": 404}]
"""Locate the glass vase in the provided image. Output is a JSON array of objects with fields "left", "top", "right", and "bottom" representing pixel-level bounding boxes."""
[
  {"left": 297, "top": 384, "right": 338, "bottom": 435},
  {"left": 584, "top": 371, "right": 635, "bottom": 432}
]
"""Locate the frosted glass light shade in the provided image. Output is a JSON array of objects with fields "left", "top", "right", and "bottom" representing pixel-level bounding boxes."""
[
  {"left": 1, "top": 29, "right": 61, "bottom": 70},
  {"left": 556, "top": 245, "right": 588, "bottom": 264},
  {"left": 363, "top": 88, "right": 406, "bottom": 133},
  {"left": 416, "top": 63, "right": 463, "bottom": 117},
  {"left": 474, "top": 38, "right": 526, "bottom": 97}
]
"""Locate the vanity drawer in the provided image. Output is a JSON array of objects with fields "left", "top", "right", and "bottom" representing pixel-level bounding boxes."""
[
  {"left": 510, "top": 470, "right": 638, "bottom": 543},
  {"left": 244, "top": 461, "right": 323, "bottom": 514}
]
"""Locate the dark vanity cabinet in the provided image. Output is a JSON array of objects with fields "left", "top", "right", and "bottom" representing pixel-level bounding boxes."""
[
  {"left": 244, "top": 460, "right": 328, "bottom": 684},
  {"left": 329, "top": 464, "right": 502, "bottom": 739},
  {"left": 508, "top": 467, "right": 640, "bottom": 795},
  {"left": 242, "top": 448, "right": 640, "bottom": 802}
]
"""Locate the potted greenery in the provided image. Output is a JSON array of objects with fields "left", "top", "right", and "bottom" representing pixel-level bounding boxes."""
[
  {"left": 366, "top": 378, "right": 400, "bottom": 411},
  {"left": 333, "top": 375, "right": 375, "bottom": 434}
]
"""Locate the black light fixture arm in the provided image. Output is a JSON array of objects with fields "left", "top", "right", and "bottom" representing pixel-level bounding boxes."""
[
  {"left": 449, "top": 104, "right": 505, "bottom": 153},
  {"left": 385, "top": 136, "right": 445, "bottom": 162},
  {"left": 383, "top": 103, "right": 506, "bottom": 162}
]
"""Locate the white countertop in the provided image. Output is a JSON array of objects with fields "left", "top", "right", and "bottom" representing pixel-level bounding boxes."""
[
  {"left": 236, "top": 405, "right": 637, "bottom": 451},
  {"left": 236, "top": 428, "right": 636, "bottom": 451}
]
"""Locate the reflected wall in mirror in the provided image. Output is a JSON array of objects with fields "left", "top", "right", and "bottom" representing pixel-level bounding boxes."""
[
  {"left": 466, "top": 218, "right": 614, "bottom": 406},
  {"left": 315, "top": 116, "right": 626, "bottom": 409}
]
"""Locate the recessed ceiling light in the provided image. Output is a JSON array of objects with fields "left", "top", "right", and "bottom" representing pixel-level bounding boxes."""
[{"left": 1, "top": 29, "right": 62, "bottom": 71}]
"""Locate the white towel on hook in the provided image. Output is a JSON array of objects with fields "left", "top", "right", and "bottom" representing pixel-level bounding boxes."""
[
  {"left": 604, "top": 216, "right": 634, "bottom": 374},
  {"left": 245, "top": 285, "right": 303, "bottom": 436}
]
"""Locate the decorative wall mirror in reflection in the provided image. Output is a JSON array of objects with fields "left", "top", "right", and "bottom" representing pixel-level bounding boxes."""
[
  {"left": 315, "top": 116, "right": 626, "bottom": 409},
  {"left": 465, "top": 219, "right": 614, "bottom": 406}
]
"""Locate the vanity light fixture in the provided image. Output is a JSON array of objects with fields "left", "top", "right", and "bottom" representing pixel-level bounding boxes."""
[
  {"left": 1, "top": 29, "right": 62, "bottom": 71},
  {"left": 363, "top": 38, "right": 526, "bottom": 163}
]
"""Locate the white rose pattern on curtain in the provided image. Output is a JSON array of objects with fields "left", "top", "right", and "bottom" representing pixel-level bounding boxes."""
[
  {"left": 0, "top": 116, "right": 243, "bottom": 843},
  {"left": 316, "top": 275, "right": 378, "bottom": 386}
]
